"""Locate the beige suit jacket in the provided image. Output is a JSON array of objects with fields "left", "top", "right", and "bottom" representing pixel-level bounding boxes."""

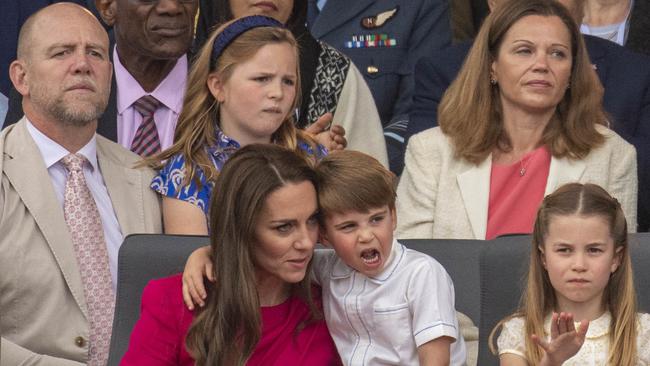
[
  {"left": 0, "top": 118, "right": 162, "bottom": 365},
  {"left": 396, "top": 125, "right": 638, "bottom": 240}
]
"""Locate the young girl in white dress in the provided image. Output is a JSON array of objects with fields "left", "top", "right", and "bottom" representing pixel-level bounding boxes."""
[{"left": 490, "top": 183, "right": 650, "bottom": 365}]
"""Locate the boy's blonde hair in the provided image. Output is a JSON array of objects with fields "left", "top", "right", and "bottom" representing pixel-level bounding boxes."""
[
  {"left": 489, "top": 183, "right": 637, "bottom": 365},
  {"left": 315, "top": 151, "right": 397, "bottom": 217}
]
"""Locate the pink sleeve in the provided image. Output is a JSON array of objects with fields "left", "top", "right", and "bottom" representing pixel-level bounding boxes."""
[{"left": 120, "top": 275, "right": 193, "bottom": 366}]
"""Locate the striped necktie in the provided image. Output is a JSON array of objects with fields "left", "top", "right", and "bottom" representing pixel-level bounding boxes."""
[{"left": 131, "top": 95, "right": 162, "bottom": 157}]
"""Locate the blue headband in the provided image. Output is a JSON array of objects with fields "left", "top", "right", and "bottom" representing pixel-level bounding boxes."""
[{"left": 211, "top": 15, "right": 285, "bottom": 67}]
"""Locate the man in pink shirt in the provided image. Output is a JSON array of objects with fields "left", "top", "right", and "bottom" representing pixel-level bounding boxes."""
[{"left": 95, "top": 0, "right": 198, "bottom": 155}]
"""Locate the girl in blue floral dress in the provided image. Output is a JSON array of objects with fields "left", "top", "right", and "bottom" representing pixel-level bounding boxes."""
[{"left": 150, "top": 16, "right": 331, "bottom": 235}]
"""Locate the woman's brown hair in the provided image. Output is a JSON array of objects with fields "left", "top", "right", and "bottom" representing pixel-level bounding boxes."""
[
  {"left": 185, "top": 144, "right": 320, "bottom": 365},
  {"left": 145, "top": 18, "right": 316, "bottom": 188},
  {"left": 438, "top": 0, "right": 606, "bottom": 164},
  {"left": 489, "top": 183, "right": 637, "bottom": 365}
]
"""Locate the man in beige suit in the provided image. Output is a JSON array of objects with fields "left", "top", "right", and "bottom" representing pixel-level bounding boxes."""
[{"left": 0, "top": 3, "right": 162, "bottom": 365}]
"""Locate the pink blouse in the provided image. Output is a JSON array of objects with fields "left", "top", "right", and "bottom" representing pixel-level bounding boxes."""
[
  {"left": 486, "top": 146, "right": 551, "bottom": 240},
  {"left": 120, "top": 274, "right": 341, "bottom": 366}
]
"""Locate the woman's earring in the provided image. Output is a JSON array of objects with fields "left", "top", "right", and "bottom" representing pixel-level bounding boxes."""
[{"left": 490, "top": 78, "right": 497, "bottom": 85}]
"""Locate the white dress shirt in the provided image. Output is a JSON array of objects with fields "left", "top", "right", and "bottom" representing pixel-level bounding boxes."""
[
  {"left": 312, "top": 240, "right": 467, "bottom": 365},
  {"left": 26, "top": 120, "right": 123, "bottom": 289}
]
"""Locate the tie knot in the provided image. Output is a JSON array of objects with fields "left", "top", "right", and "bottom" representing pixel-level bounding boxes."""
[
  {"left": 133, "top": 95, "right": 161, "bottom": 117},
  {"left": 61, "top": 153, "right": 87, "bottom": 173}
]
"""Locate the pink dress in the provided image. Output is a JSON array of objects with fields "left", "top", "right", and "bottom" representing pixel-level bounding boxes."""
[
  {"left": 120, "top": 274, "right": 341, "bottom": 366},
  {"left": 486, "top": 146, "right": 551, "bottom": 240}
]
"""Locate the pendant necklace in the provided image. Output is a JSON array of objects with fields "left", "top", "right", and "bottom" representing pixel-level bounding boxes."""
[{"left": 518, "top": 152, "right": 534, "bottom": 177}]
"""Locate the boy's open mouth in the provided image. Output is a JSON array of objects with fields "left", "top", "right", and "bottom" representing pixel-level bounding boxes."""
[{"left": 360, "top": 248, "right": 381, "bottom": 265}]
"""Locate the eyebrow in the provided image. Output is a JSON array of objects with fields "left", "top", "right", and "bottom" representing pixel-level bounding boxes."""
[
  {"left": 268, "top": 209, "right": 318, "bottom": 224},
  {"left": 333, "top": 220, "right": 355, "bottom": 229},
  {"left": 511, "top": 39, "right": 570, "bottom": 49},
  {"left": 269, "top": 219, "right": 296, "bottom": 224},
  {"left": 45, "top": 42, "right": 107, "bottom": 53}
]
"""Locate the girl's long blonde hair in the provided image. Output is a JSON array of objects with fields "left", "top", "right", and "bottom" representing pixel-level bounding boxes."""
[
  {"left": 146, "top": 18, "right": 316, "bottom": 188},
  {"left": 489, "top": 183, "right": 638, "bottom": 365}
]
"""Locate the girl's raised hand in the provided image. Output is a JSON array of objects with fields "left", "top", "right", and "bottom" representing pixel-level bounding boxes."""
[
  {"left": 532, "top": 312, "right": 589, "bottom": 366},
  {"left": 305, "top": 112, "right": 347, "bottom": 151},
  {"left": 182, "top": 245, "right": 214, "bottom": 310}
]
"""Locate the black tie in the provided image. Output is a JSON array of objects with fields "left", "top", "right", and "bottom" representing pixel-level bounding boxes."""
[{"left": 307, "top": 0, "right": 320, "bottom": 29}]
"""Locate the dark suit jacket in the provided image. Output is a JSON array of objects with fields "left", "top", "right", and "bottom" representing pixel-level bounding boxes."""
[
  {"left": 627, "top": 0, "right": 650, "bottom": 56},
  {"left": 406, "top": 35, "right": 650, "bottom": 231},
  {"left": 310, "top": 0, "right": 452, "bottom": 126}
]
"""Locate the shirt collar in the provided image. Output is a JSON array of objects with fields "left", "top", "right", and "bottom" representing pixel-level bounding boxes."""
[
  {"left": 543, "top": 311, "right": 611, "bottom": 339},
  {"left": 208, "top": 127, "right": 241, "bottom": 155},
  {"left": 330, "top": 239, "right": 404, "bottom": 284},
  {"left": 25, "top": 119, "right": 99, "bottom": 172},
  {"left": 113, "top": 46, "right": 188, "bottom": 115}
]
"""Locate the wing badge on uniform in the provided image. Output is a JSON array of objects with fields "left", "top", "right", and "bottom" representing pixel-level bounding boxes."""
[{"left": 361, "top": 6, "right": 399, "bottom": 29}]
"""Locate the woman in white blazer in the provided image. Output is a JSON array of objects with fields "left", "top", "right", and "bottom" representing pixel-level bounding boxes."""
[{"left": 396, "top": 0, "right": 637, "bottom": 240}]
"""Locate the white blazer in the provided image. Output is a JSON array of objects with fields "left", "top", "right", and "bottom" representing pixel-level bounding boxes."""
[{"left": 396, "top": 126, "right": 637, "bottom": 240}]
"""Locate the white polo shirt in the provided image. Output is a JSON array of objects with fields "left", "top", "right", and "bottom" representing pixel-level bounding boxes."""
[{"left": 312, "top": 240, "right": 467, "bottom": 365}]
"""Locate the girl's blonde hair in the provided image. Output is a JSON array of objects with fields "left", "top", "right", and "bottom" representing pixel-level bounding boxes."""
[
  {"left": 146, "top": 18, "right": 316, "bottom": 188},
  {"left": 438, "top": 0, "right": 606, "bottom": 165},
  {"left": 490, "top": 183, "right": 638, "bottom": 365}
]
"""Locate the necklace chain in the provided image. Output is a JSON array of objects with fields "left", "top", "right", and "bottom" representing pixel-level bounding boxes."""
[{"left": 518, "top": 152, "right": 535, "bottom": 177}]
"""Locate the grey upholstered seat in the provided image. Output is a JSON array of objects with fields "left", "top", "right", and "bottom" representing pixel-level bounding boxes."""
[{"left": 107, "top": 234, "right": 208, "bottom": 366}]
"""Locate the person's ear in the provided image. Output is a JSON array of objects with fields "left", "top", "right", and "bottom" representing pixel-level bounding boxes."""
[
  {"left": 207, "top": 73, "right": 225, "bottom": 103},
  {"left": 538, "top": 246, "right": 547, "bottom": 269},
  {"left": 611, "top": 246, "right": 624, "bottom": 273},
  {"left": 490, "top": 62, "right": 498, "bottom": 85},
  {"left": 319, "top": 230, "right": 332, "bottom": 248},
  {"left": 9, "top": 60, "right": 29, "bottom": 97},
  {"left": 96, "top": 0, "right": 117, "bottom": 27},
  {"left": 390, "top": 207, "right": 397, "bottom": 232}
]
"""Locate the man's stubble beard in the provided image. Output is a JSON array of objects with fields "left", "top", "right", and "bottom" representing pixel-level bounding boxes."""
[{"left": 29, "top": 83, "right": 108, "bottom": 127}]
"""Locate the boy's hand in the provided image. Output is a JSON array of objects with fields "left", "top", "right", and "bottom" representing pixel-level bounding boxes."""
[
  {"left": 533, "top": 312, "right": 589, "bottom": 366},
  {"left": 182, "top": 245, "right": 214, "bottom": 310},
  {"left": 305, "top": 112, "right": 347, "bottom": 151}
]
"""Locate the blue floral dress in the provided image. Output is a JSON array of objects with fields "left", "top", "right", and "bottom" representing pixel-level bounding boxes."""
[{"left": 151, "top": 128, "right": 326, "bottom": 215}]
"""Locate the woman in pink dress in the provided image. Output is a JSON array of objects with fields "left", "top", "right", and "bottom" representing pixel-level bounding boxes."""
[{"left": 120, "top": 143, "right": 340, "bottom": 365}]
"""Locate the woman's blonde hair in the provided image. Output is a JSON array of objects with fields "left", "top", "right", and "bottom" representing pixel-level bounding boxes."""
[
  {"left": 489, "top": 183, "right": 638, "bottom": 365},
  {"left": 146, "top": 17, "right": 316, "bottom": 188},
  {"left": 185, "top": 144, "right": 320, "bottom": 365},
  {"left": 439, "top": 0, "right": 606, "bottom": 164}
]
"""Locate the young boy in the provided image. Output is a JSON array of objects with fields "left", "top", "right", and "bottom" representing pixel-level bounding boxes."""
[{"left": 313, "top": 150, "right": 467, "bottom": 365}]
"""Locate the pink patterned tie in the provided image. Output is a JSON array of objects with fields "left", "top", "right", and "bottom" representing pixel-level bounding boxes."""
[
  {"left": 130, "top": 95, "right": 162, "bottom": 157},
  {"left": 61, "top": 153, "right": 114, "bottom": 366}
]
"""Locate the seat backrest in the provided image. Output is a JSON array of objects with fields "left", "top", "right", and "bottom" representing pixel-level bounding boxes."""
[
  {"left": 401, "top": 238, "right": 483, "bottom": 326},
  {"left": 478, "top": 233, "right": 650, "bottom": 366},
  {"left": 107, "top": 234, "right": 209, "bottom": 366},
  {"left": 477, "top": 235, "right": 531, "bottom": 366}
]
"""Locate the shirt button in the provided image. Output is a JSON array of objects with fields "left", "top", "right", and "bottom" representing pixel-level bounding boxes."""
[{"left": 74, "top": 336, "right": 86, "bottom": 348}]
